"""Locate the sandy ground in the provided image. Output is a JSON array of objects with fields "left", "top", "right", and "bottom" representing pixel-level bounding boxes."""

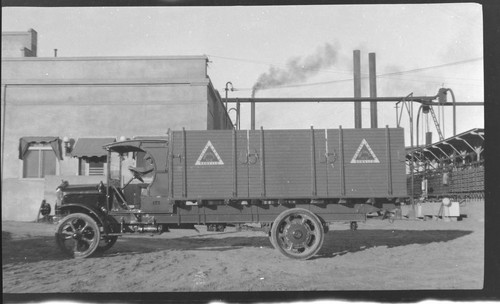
[{"left": 2, "top": 200, "right": 484, "bottom": 294}]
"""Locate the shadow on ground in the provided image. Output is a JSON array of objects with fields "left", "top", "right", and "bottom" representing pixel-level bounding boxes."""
[
  {"left": 2, "top": 231, "right": 68, "bottom": 263},
  {"left": 2, "top": 229, "right": 472, "bottom": 262},
  {"left": 314, "top": 229, "right": 472, "bottom": 259}
]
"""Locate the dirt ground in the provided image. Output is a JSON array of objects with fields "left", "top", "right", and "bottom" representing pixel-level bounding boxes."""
[{"left": 2, "top": 200, "right": 484, "bottom": 295}]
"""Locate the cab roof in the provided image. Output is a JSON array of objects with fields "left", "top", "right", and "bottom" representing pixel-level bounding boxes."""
[{"left": 104, "top": 139, "right": 168, "bottom": 154}]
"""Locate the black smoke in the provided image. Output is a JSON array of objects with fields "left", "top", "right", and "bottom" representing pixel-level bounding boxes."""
[{"left": 252, "top": 42, "right": 340, "bottom": 97}]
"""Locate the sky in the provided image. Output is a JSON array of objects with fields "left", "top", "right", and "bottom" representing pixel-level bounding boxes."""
[{"left": 2, "top": 4, "right": 484, "bottom": 145}]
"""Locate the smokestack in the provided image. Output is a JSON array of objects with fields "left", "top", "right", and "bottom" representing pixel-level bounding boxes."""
[
  {"left": 369, "top": 52, "right": 378, "bottom": 128},
  {"left": 251, "top": 89, "right": 256, "bottom": 130},
  {"left": 353, "top": 50, "right": 362, "bottom": 128}
]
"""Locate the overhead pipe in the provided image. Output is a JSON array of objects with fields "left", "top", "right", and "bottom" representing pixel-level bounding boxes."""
[{"left": 224, "top": 97, "right": 482, "bottom": 105}]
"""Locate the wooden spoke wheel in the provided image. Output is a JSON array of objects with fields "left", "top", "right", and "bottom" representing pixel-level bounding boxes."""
[
  {"left": 55, "top": 213, "right": 101, "bottom": 258},
  {"left": 270, "top": 208, "right": 324, "bottom": 260}
]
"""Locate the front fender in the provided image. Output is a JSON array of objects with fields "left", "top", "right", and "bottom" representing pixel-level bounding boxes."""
[{"left": 58, "top": 204, "right": 107, "bottom": 228}]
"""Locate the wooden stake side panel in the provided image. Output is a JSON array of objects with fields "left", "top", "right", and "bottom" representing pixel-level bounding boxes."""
[{"left": 168, "top": 128, "right": 407, "bottom": 201}]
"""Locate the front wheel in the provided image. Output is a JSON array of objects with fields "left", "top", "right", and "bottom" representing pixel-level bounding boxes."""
[
  {"left": 55, "top": 213, "right": 101, "bottom": 258},
  {"left": 270, "top": 208, "right": 324, "bottom": 260},
  {"left": 96, "top": 216, "right": 119, "bottom": 252}
]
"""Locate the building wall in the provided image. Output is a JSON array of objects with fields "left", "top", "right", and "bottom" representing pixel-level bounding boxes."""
[
  {"left": 1, "top": 29, "right": 37, "bottom": 57},
  {"left": 1, "top": 54, "right": 233, "bottom": 221},
  {"left": 207, "top": 82, "right": 234, "bottom": 130}
]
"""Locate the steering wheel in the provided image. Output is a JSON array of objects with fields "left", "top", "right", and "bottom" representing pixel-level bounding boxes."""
[{"left": 128, "top": 166, "right": 153, "bottom": 183}]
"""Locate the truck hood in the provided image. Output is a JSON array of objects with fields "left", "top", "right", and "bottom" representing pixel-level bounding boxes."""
[{"left": 58, "top": 181, "right": 102, "bottom": 194}]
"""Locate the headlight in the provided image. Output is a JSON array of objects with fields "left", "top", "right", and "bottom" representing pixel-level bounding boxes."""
[{"left": 55, "top": 188, "right": 63, "bottom": 208}]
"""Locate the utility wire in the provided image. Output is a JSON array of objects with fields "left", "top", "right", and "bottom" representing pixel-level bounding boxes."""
[
  {"left": 207, "top": 54, "right": 354, "bottom": 75},
  {"left": 214, "top": 56, "right": 483, "bottom": 91}
]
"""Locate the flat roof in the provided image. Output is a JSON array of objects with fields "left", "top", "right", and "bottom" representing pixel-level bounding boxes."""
[{"left": 1, "top": 55, "right": 209, "bottom": 62}]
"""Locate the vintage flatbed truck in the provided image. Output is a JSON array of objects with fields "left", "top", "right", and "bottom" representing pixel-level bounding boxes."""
[{"left": 54, "top": 126, "right": 407, "bottom": 259}]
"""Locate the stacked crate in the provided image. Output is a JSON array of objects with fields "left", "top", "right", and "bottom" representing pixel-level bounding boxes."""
[{"left": 471, "top": 165, "right": 484, "bottom": 192}]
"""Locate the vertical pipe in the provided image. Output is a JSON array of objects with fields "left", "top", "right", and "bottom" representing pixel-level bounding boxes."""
[
  {"left": 324, "top": 129, "right": 329, "bottom": 196},
  {"left": 251, "top": 101, "right": 256, "bottom": 130},
  {"left": 246, "top": 130, "right": 250, "bottom": 198},
  {"left": 169, "top": 129, "right": 174, "bottom": 198},
  {"left": 369, "top": 53, "right": 378, "bottom": 128},
  {"left": 426, "top": 132, "right": 432, "bottom": 146},
  {"left": 1, "top": 85, "right": 7, "bottom": 181},
  {"left": 260, "top": 127, "right": 265, "bottom": 197},
  {"left": 353, "top": 50, "right": 362, "bottom": 129},
  {"left": 409, "top": 100, "right": 415, "bottom": 209},
  {"left": 236, "top": 100, "right": 241, "bottom": 130},
  {"left": 106, "top": 150, "right": 111, "bottom": 210},
  {"left": 119, "top": 153, "right": 123, "bottom": 188},
  {"left": 448, "top": 89, "right": 457, "bottom": 136},
  {"left": 182, "top": 128, "right": 187, "bottom": 198},
  {"left": 310, "top": 126, "right": 317, "bottom": 196},
  {"left": 385, "top": 126, "right": 393, "bottom": 195},
  {"left": 339, "top": 125, "right": 346, "bottom": 196},
  {"left": 395, "top": 104, "right": 399, "bottom": 128},
  {"left": 232, "top": 128, "right": 237, "bottom": 197}
]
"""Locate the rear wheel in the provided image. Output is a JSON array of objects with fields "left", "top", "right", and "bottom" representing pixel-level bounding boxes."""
[
  {"left": 55, "top": 213, "right": 101, "bottom": 258},
  {"left": 270, "top": 208, "right": 324, "bottom": 260}
]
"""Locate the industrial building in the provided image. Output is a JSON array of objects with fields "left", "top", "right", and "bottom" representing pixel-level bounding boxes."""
[
  {"left": 1, "top": 29, "right": 484, "bottom": 223},
  {"left": 1, "top": 29, "right": 233, "bottom": 221}
]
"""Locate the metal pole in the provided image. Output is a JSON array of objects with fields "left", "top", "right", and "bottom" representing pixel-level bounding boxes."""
[
  {"left": 395, "top": 103, "right": 399, "bottom": 128},
  {"left": 106, "top": 150, "right": 111, "bottom": 210},
  {"left": 353, "top": 50, "right": 362, "bottom": 128},
  {"left": 225, "top": 82, "right": 232, "bottom": 110},
  {"left": 369, "top": 53, "right": 378, "bottom": 128},
  {"left": 236, "top": 100, "right": 240, "bottom": 130},
  {"left": 410, "top": 99, "right": 415, "bottom": 215},
  {"left": 225, "top": 82, "right": 233, "bottom": 130},
  {"left": 251, "top": 101, "right": 255, "bottom": 130},
  {"left": 1, "top": 85, "right": 7, "bottom": 182},
  {"left": 448, "top": 88, "right": 457, "bottom": 136}
]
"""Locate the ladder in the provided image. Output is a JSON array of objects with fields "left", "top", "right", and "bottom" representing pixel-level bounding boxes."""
[{"left": 429, "top": 106, "right": 444, "bottom": 141}]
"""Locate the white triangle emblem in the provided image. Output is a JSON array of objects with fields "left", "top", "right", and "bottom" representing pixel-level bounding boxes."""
[
  {"left": 351, "top": 139, "right": 380, "bottom": 163},
  {"left": 195, "top": 141, "right": 224, "bottom": 165}
]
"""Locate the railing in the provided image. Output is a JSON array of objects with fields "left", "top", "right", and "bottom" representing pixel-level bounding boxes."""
[{"left": 407, "top": 160, "right": 484, "bottom": 198}]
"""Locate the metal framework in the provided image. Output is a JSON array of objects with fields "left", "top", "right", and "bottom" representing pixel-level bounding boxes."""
[{"left": 224, "top": 95, "right": 482, "bottom": 132}]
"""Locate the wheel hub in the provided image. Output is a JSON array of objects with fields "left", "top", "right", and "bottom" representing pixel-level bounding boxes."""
[{"left": 285, "top": 223, "right": 309, "bottom": 245}]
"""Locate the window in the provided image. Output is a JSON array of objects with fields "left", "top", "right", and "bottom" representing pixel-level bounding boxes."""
[
  {"left": 79, "top": 156, "right": 106, "bottom": 176},
  {"left": 72, "top": 137, "right": 114, "bottom": 176},
  {"left": 135, "top": 151, "right": 147, "bottom": 169},
  {"left": 23, "top": 145, "right": 57, "bottom": 178},
  {"left": 19, "top": 136, "right": 62, "bottom": 178},
  {"left": 134, "top": 151, "right": 154, "bottom": 179}
]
